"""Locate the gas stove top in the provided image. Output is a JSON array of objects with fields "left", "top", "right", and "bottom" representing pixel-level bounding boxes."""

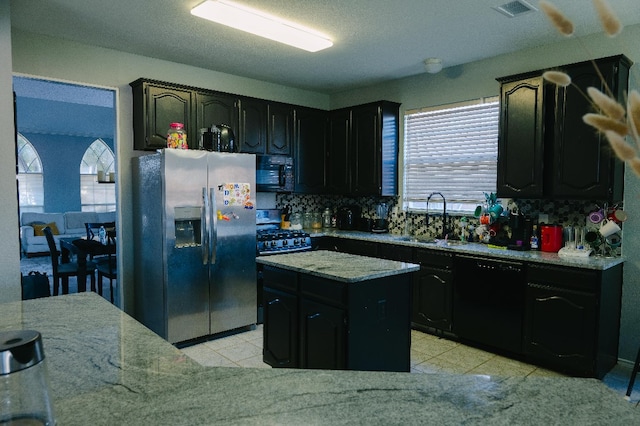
[{"left": 256, "top": 229, "right": 312, "bottom": 256}]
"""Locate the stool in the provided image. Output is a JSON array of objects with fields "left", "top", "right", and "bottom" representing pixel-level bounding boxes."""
[{"left": 625, "top": 346, "right": 640, "bottom": 401}]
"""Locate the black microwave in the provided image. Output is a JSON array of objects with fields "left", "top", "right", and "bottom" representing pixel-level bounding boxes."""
[{"left": 256, "top": 155, "right": 294, "bottom": 192}]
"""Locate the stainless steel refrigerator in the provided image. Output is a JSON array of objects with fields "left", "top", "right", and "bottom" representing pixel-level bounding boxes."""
[{"left": 132, "top": 149, "right": 256, "bottom": 344}]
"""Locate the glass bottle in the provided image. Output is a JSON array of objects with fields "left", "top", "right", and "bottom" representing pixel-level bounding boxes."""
[
  {"left": 167, "top": 122, "right": 188, "bottom": 149},
  {"left": 322, "top": 208, "right": 332, "bottom": 228}
]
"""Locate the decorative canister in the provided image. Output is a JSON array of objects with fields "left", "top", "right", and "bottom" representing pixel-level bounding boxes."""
[{"left": 167, "top": 122, "right": 188, "bottom": 149}]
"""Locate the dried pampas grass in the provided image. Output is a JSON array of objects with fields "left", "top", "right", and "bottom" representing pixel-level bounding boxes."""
[
  {"left": 542, "top": 71, "right": 571, "bottom": 87},
  {"left": 605, "top": 131, "right": 636, "bottom": 161},
  {"left": 539, "top": 1, "right": 574, "bottom": 36},
  {"left": 593, "top": 0, "right": 623, "bottom": 37},
  {"left": 586, "top": 87, "right": 625, "bottom": 120},
  {"left": 583, "top": 113, "right": 628, "bottom": 136}
]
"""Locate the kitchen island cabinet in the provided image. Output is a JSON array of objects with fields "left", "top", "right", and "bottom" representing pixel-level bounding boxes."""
[
  {"left": 5, "top": 293, "right": 638, "bottom": 425},
  {"left": 258, "top": 250, "right": 419, "bottom": 372}
]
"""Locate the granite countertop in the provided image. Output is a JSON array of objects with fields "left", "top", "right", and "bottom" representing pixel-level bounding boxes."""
[
  {"left": 256, "top": 250, "right": 420, "bottom": 282},
  {"left": 1, "top": 293, "right": 638, "bottom": 425},
  {"left": 309, "top": 230, "right": 625, "bottom": 270}
]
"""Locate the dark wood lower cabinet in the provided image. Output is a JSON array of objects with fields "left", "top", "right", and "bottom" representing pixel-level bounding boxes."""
[
  {"left": 524, "top": 283, "right": 596, "bottom": 373},
  {"left": 523, "top": 263, "right": 623, "bottom": 378},
  {"left": 263, "top": 287, "right": 298, "bottom": 368},
  {"left": 412, "top": 249, "right": 453, "bottom": 332},
  {"left": 300, "top": 298, "right": 346, "bottom": 369}
]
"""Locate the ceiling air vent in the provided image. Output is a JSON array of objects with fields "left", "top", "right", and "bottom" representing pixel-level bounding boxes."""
[{"left": 492, "top": 0, "right": 537, "bottom": 18}]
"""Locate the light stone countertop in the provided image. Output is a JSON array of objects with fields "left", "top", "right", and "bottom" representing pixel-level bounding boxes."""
[
  {"left": 309, "top": 230, "right": 625, "bottom": 270},
  {"left": 1, "top": 293, "right": 638, "bottom": 425},
  {"left": 255, "top": 250, "right": 419, "bottom": 282}
]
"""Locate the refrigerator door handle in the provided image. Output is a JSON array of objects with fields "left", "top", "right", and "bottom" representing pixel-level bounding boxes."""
[
  {"left": 210, "top": 187, "right": 217, "bottom": 265},
  {"left": 202, "top": 187, "right": 209, "bottom": 264}
]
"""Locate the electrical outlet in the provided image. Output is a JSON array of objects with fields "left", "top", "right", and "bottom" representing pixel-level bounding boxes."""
[{"left": 538, "top": 213, "right": 549, "bottom": 224}]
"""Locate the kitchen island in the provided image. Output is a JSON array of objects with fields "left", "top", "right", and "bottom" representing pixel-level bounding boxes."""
[
  {"left": 256, "top": 250, "right": 419, "bottom": 371},
  {"left": 1, "top": 293, "right": 638, "bottom": 425}
]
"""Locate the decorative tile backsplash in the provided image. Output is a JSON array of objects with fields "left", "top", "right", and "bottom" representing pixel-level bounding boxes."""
[{"left": 276, "top": 193, "right": 620, "bottom": 245}]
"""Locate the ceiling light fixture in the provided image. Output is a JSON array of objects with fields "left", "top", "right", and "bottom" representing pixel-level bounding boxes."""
[
  {"left": 191, "top": 0, "right": 333, "bottom": 52},
  {"left": 424, "top": 58, "right": 443, "bottom": 74}
]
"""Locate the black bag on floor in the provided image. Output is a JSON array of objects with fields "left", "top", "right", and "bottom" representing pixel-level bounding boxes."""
[{"left": 21, "top": 271, "right": 51, "bottom": 300}]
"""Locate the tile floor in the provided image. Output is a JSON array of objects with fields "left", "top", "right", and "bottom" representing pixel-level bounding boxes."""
[{"left": 180, "top": 325, "right": 640, "bottom": 406}]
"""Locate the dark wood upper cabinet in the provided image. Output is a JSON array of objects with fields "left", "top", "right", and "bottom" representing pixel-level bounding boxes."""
[
  {"left": 550, "top": 56, "right": 630, "bottom": 200},
  {"left": 267, "top": 102, "right": 294, "bottom": 156},
  {"left": 327, "top": 108, "right": 351, "bottom": 194},
  {"left": 497, "top": 55, "right": 631, "bottom": 201},
  {"left": 295, "top": 107, "right": 328, "bottom": 193},
  {"left": 496, "top": 76, "right": 545, "bottom": 198},
  {"left": 327, "top": 101, "right": 400, "bottom": 196},
  {"left": 196, "top": 91, "right": 239, "bottom": 135},
  {"left": 238, "top": 97, "right": 267, "bottom": 154},
  {"left": 131, "top": 80, "right": 193, "bottom": 151}
]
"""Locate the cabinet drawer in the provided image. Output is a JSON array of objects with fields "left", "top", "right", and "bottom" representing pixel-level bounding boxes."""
[
  {"left": 378, "top": 243, "right": 412, "bottom": 261},
  {"left": 301, "top": 275, "right": 346, "bottom": 306},
  {"left": 527, "top": 264, "right": 598, "bottom": 292},
  {"left": 414, "top": 249, "right": 453, "bottom": 268},
  {"left": 263, "top": 266, "right": 298, "bottom": 292}
]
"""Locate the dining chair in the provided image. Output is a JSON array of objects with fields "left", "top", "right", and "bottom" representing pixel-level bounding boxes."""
[
  {"left": 96, "top": 229, "right": 117, "bottom": 303},
  {"left": 43, "top": 226, "right": 97, "bottom": 295}
]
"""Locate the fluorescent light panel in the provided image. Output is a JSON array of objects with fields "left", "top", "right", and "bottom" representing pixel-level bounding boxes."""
[{"left": 191, "top": 0, "right": 333, "bottom": 52}]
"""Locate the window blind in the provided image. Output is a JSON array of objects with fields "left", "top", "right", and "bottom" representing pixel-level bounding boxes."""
[{"left": 403, "top": 99, "right": 499, "bottom": 213}]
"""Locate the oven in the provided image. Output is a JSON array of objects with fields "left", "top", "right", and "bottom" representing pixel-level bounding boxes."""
[{"left": 255, "top": 209, "right": 312, "bottom": 323}]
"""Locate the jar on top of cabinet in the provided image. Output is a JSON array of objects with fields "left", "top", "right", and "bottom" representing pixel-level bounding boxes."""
[{"left": 167, "top": 122, "right": 188, "bottom": 149}]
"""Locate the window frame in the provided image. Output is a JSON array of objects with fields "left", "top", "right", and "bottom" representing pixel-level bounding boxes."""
[{"left": 402, "top": 97, "right": 499, "bottom": 214}]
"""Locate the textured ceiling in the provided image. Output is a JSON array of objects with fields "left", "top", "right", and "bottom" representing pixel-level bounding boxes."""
[{"left": 9, "top": 0, "right": 640, "bottom": 94}]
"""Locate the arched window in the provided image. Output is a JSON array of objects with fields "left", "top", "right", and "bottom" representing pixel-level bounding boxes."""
[
  {"left": 17, "top": 133, "right": 44, "bottom": 213},
  {"left": 80, "top": 139, "right": 116, "bottom": 212}
]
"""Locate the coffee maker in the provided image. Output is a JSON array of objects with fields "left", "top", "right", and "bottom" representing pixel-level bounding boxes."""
[{"left": 508, "top": 211, "right": 532, "bottom": 249}]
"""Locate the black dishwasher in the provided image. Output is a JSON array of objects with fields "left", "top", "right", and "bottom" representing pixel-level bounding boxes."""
[{"left": 453, "top": 255, "right": 525, "bottom": 354}]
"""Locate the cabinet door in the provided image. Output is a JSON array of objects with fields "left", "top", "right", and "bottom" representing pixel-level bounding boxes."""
[
  {"left": 351, "top": 104, "right": 381, "bottom": 195},
  {"left": 300, "top": 298, "right": 346, "bottom": 370},
  {"left": 295, "top": 107, "right": 328, "bottom": 193},
  {"left": 141, "top": 84, "right": 193, "bottom": 150},
  {"left": 413, "top": 266, "right": 453, "bottom": 331},
  {"left": 551, "top": 58, "right": 628, "bottom": 200},
  {"left": 496, "top": 77, "right": 545, "bottom": 198},
  {"left": 238, "top": 98, "right": 267, "bottom": 154},
  {"left": 263, "top": 287, "right": 298, "bottom": 368},
  {"left": 267, "top": 103, "right": 294, "bottom": 156},
  {"left": 524, "top": 283, "right": 597, "bottom": 373},
  {"left": 196, "top": 92, "right": 238, "bottom": 136},
  {"left": 327, "top": 109, "right": 351, "bottom": 194}
]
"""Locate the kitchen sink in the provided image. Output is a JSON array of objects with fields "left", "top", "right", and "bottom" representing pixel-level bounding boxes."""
[{"left": 391, "top": 235, "right": 468, "bottom": 247}]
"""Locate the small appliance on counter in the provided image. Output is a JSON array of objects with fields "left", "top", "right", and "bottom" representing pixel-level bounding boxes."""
[
  {"left": 336, "top": 205, "right": 361, "bottom": 230},
  {"left": 372, "top": 202, "right": 389, "bottom": 233},
  {"left": 540, "top": 224, "right": 564, "bottom": 252}
]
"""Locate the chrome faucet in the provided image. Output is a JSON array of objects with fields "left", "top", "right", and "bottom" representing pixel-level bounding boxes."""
[{"left": 426, "top": 192, "right": 448, "bottom": 239}]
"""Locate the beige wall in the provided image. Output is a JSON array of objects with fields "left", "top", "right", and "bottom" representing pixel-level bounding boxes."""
[
  {"left": 5, "top": 14, "right": 640, "bottom": 362},
  {"left": 0, "top": 0, "right": 21, "bottom": 303}
]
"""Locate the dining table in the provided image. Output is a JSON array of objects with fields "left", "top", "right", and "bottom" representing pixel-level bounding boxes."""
[{"left": 59, "top": 237, "right": 116, "bottom": 292}]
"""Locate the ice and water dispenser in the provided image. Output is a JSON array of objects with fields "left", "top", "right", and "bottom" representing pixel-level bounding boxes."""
[{"left": 174, "top": 206, "right": 202, "bottom": 248}]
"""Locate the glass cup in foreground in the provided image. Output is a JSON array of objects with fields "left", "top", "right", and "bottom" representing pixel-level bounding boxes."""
[{"left": 0, "top": 330, "right": 55, "bottom": 425}]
